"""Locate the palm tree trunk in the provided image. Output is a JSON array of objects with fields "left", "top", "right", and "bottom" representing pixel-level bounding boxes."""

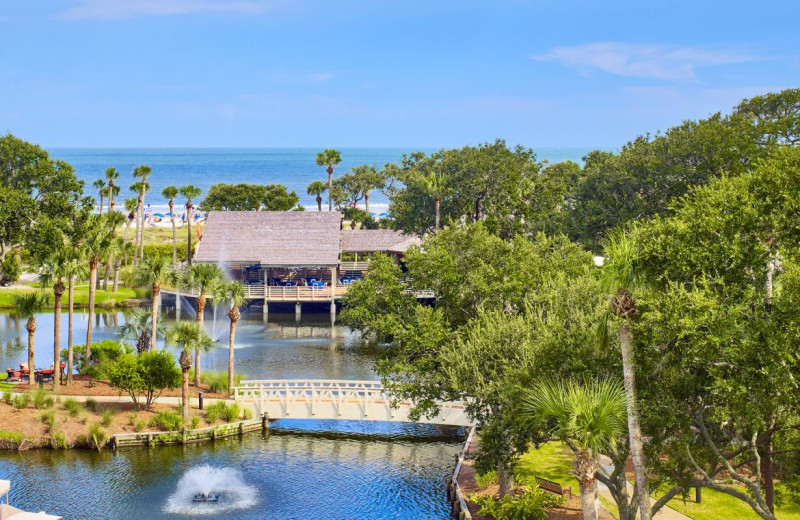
[
  {"left": 86, "top": 257, "right": 98, "bottom": 362},
  {"left": 112, "top": 257, "right": 121, "bottom": 292},
  {"left": 228, "top": 317, "right": 237, "bottom": 393},
  {"left": 316, "top": 195, "right": 322, "bottom": 212},
  {"left": 365, "top": 191, "right": 370, "bottom": 215},
  {"left": 123, "top": 219, "right": 132, "bottom": 266},
  {"left": 27, "top": 319, "right": 36, "bottom": 385},
  {"left": 194, "top": 294, "right": 205, "bottom": 386},
  {"left": 182, "top": 367, "right": 190, "bottom": 425},
  {"left": 186, "top": 203, "right": 193, "bottom": 265},
  {"left": 498, "top": 463, "right": 515, "bottom": 498},
  {"left": 102, "top": 256, "right": 111, "bottom": 290},
  {"left": 620, "top": 322, "right": 652, "bottom": 520},
  {"left": 170, "top": 200, "right": 177, "bottom": 265},
  {"left": 99, "top": 194, "right": 104, "bottom": 215},
  {"left": 135, "top": 197, "right": 143, "bottom": 264},
  {"left": 328, "top": 167, "right": 333, "bottom": 211},
  {"left": 108, "top": 183, "right": 114, "bottom": 213},
  {"left": 435, "top": 196, "right": 440, "bottom": 231},
  {"left": 579, "top": 479, "right": 599, "bottom": 520},
  {"left": 53, "top": 284, "right": 64, "bottom": 392},
  {"left": 67, "top": 275, "right": 75, "bottom": 386},
  {"left": 139, "top": 191, "right": 146, "bottom": 261},
  {"left": 151, "top": 284, "right": 160, "bottom": 350}
]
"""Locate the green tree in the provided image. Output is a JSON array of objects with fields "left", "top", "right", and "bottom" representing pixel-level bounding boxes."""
[
  {"left": 38, "top": 251, "right": 71, "bottom": 391},
  {"left": 107, "top": 351, "right": 181, "bottom": 410},
  {"left": 315, "top": 149, "right": 342, "bottom": 211},
  {"left": 161, "top": 186, "right": 180, "bottom": 265},
  {"left": 306, "top": 180, "right": 328, "bottom": 211},
  {"left": 735, "top": 88, "right": 800, "bottom": 146},
  {"left": 13, "top": 292, "right": 51, "bottom": 385},
  {"left": 82, "top": 214, "right": 116, "bottom": 360},
  {"left": 61, "top": 254, "right": 86, "bottom": 385},
  {"left": 119, "top": 308, "right": 161, "bottom": 355},
  {"left": 521, "top": 379, "right": 628, "bottom": 520},
  {"left": 105, "top": 167, "right": 119, "bottom": 212},
  {"left": 217, "top": 281, "right": 248, "bottom": 393},
  {"left": 180, "top": 262, "right": 224, "bottom": 386},
  {"left": 179, "top": 185, "right": 202, "bottom": 265},
  {"left": 263, "top": 184, "right": 300, "bottom": 211},
  {"left": 201, "top": 183, "right": 267, "bottom": 211},
  {"left": 165, "top": 322, "right": 213, "bottom": 425},
  {"left": 93, "top": 179, "right": 106, "bottom": 215},
  {"left": 132, "top": 165, "right": 152, "bottom": 263},
  {"left": 133, "top": 255, "right": 175, "bottom": 350}
]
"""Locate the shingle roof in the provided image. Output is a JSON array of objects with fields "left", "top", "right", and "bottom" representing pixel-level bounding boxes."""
[
  {"left": 340, "top": 229, "right": 421, "bottom": 253},
  {"left": 195, "top": 211, "right": 343, "bottom": 266}
]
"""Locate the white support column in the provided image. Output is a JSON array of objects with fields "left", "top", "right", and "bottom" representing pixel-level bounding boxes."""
[
  {"left": 330, "top": 265, "right": 337, "bottom": 318},
  {"left": 295, "top": 301, "right": 302, "bottom": 322}
]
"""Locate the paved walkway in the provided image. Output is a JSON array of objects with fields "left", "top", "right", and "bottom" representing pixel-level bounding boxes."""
[{"left": 597, "top": 460, "right": 691, "bottom": 520}]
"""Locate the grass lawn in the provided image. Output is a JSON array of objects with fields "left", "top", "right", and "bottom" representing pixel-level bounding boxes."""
[
  {"left": 654, "top": 484, "right": 800, "bottom": 520},
  {"left": 0, "top": 373, "right": 13, "bottom": 392},
  {"left": 119, "top": 223, "right": 198, "bottom": 246},
  {"left": 0, "top": 286, "right": 139, "bottom": 309}
]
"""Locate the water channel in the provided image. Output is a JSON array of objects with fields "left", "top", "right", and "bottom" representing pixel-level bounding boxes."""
[{"left": 0, "top": 306, "right": 464, "bottom": 519}]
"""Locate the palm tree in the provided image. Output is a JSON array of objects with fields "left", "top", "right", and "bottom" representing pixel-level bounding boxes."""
[
  {"left": 161, "top": 186, "right": 180, "bottom": 265},
  {"left": 423, "top": 170, "right": 446, "bottom": 231},
  {"left": 217, "top": 281, "right": 248, "bottom": 393},
  {"left": 123, "top": 197, "right": 138, "bottom": 266},
  {"left": 315, "top": 149, "right": 342, "bottom": 211},
  {"left": 180, "top": 262, "right": 223, "bottom": 386},
  {"left": 101, "top": 211, "right": 126, "bottom": 290},
  {"left": 306, "top": 181, "right": 328, "bottom": 212},
  {"left": 119, "top": 308, "right": 164, "bottom": 355},
  {"left": 133, "top": 255, "right": 174, "bottom": 350},
  {"left": 133, "top": 165, "right": 152, "bottom": 263},
  {"left": 111, "top": 237, "right": 126, "bottom": 292},
  {"left": 93, "top": 179, "right": 106, "bottom": 215},
  {"left": 600, "top": 232, "right": 652, "bottom": 520},
  {"left": 165, "top": 322, "right": 213, "bottom": 425},
  {"left": 521, "top": 379, "right": 628, "bottom": 520},
  {"left": 62, "top": 255, "right": 86, "bottom": 385},
  {"left": 38, "top": 252, "right": 71, "bottom": 391},
  {"left": 82, "top": 214, "right": 115, "bottom": 361},
  {"left": 13, "top": 292, "right": 51, "bottom": 385},
  {"left": 105, "top": 167, "right": 120, "bottom": 212},
  {"left": 179, "top": 185, "right": 202, "bottom": 265}
]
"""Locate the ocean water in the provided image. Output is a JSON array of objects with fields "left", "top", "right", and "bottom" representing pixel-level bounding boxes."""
[{"left": 48, "top": 147, "right": 593, "bottom": 212}]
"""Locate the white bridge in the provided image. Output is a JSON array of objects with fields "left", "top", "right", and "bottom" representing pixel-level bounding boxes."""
[{"left": 233, "top": 380, "right": 474, "bottom": 427}]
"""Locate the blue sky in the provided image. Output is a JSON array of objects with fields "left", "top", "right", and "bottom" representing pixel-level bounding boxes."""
[{"left": 0, "top": 0, "right": 797, "bottom": 149}]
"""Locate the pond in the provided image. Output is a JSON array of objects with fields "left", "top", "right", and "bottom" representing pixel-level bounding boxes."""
[{"left": 0, "top": 306, "right": 463, "bottom": 520}]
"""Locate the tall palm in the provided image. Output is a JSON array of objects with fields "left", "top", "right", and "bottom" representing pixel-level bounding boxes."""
[
  {"left": 106, "top": 184, "right": 121, "bottom": 213},
  {"left": 315, "top": 149, "right": 342, "bottom": 211},
  {"left": 600, "top": 232, "right": 652, "bottom": 520},
  {"left": 62, "top": 255, "right": 86, "bottom": 385},
  {"left": 82, "top": 214, "right": 115, "bottom": 362},
  {"left": 133, "top": 255, "right": 174, "bottom": 350},
  {"left": 119, "top": 307, "right": 165, "bottom": 355},
  {"left": 522, "top": 379, "right": 628, "bottom": 520},
  {"left": 111, "top": 237, "right": 127, "bottom": 292},
  {"left": 162, "top": 186, "right": 180, "bottom": 265},
  {"left": 105, "top": 167, "right": 120, "bottom": 212},
  {"left": 423, "top": 170, "right": 446, "bottom": 231},
  {"left": 180, "top": 262, "right": 223, "bottom": 386},
  {"left": 123, "top": 197, "right": 138, "bottom": 266},
  {"left": 92, "top": 179, "right": 106, "bottom": 215},
  {"left": 101, "top": 211, "right": 126, "bottom": 290},
  {"left": 165, "top": 322, "right": 213, "bottom": 425},
  {"left": 217, "top": 281, "right": 248, "bottom": 393},
  {"left": 306, "top": 181, "right": 328, "bottom": 212},
  {"left": 133, "top": 165, "right": 152, "bottom": 263},
  {"left": 13, "top": 292, "right": 51, "bottom": 385},
  {"left": 179, "top": 185, "right": 202, "bottom": 265},
  {"left": 38, "top": 253, "right": 71, "bottom": 391}
]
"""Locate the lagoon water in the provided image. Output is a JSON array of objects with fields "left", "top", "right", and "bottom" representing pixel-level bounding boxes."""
[
  {"left": 0, "top": 307, "right": 465, "bottom": 519},
  {"left": 49, "top": 147, "right": 594, "bottom": 212}
]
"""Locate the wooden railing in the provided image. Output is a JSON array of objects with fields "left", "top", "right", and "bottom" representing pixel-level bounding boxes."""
[
  {"left": 242, "top": 285, "right": 349, "bottom": 301},
  {"left": 340, "top": 260, "right": 370, "bottom": 272}
]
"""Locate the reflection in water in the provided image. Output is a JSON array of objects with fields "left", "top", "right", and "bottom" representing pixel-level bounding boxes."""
[{"left": 0, "top": 427, "right": 462, "bottom": 520}]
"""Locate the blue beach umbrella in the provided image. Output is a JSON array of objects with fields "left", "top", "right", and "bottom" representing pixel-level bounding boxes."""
[
  {"left": 379, "top": 212, "right": 390, "bottom": 218},
  {"left": 153, "top": 213, "right": 165, "bottom": 218},
  {"left": 369, "top": 212, "right": 377, "bottom": 217}
]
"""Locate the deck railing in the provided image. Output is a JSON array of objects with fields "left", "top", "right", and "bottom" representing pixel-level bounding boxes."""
[
  {"left": 242, "top": 285, "right": 349, "bottom": 300},
  {"left": 339, "top": 260, "right": 370, "bottom": 272}
]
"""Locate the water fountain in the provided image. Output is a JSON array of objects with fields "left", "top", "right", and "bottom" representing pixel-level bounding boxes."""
[{"left": 163, "top": 465, "right": 257, "bottom": 515}]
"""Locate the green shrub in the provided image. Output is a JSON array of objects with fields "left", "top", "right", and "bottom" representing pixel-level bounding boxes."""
[
  {"left": 0, "top": 254, "right": 21, "bottom": 284},
  {"left": 0, "top": 431, "right": 28, "bottom": 444},
  {"left": 150, "top": 410, "right": 183, "bottom": 431},
  {"left": 12, "top": 393, "right": 31, "bottom": 410},
  {"left": 32, "top": 388, "right": 54, "bottom": 409},
  {"left": 129, "top": 413, "right": 147, "bottom": 432},
  {"left": 205, "top": 401, "right": 227, "bottom": 423},
  {"left": 199, "top": 370, "right": 242, "bottom": 394},
  {"left": 51, "top": 432, "right": 69, "bottom": 450},
  {"left": 101, "top": 409, "right": 115, "bottom": 427},
  {"left": 84, "top": 398, "right": 98, "bottom": 412},
  {"left": 241, "top": 407, "right": 253, "bottom": 420},
  {"left": 108, "top": 351, "right": 181, "bottom": 409},
  {"left": 470, "top": 488, "right": 565, "bottom": 520},
  {"left": 63, "top": 397, "right": 83, "bottom": 417},
  {"left": 475, "top": 471, "right": 498, "bottom": 490},
  {"left": 39, "top": 410, "right": 56, "bottom": 432},
  {"left": 2, "top": 392, "right": 11, "bottom": 405},
  {"left": 223, "top": 403, "right": 241, "bottom": 422},
  {"left": 87, "top": 423, "right": 108, "bottom": 451},
  {"left": 190, "top": 416, "right": 200, "bottom": 430},
  {"left": 69, "top": 340, "right": 132, "bottom": 374}
]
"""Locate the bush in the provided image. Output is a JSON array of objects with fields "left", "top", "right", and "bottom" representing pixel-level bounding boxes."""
[
  {"left": 62, "top": 397, "right": 83, "bottom": 417},
  {"left": 190, "top": 416, "right": 200, "bottom": 430},
  {"left": 68, "top": 340, "right": 131, "bottom": 375},
  {"left": 129, "top": 413, "right": 147, "bottom": 432},
  {"left": 144, "top": 243, "right": 190, "bottom": 263},
  {"left": 0, "top": 254, "right": 21, "bottom": 284},
  {"left": 470, "top": 488, "right": 565, "bottom": 520},
  {"left": 39, "top": 410, "right": 56, "bottom": 432},
  {"left": 32, "top": 388, "right": 54, "bottom": 409},
  {"left": 200, "top": 371, "right": 242, "bottom": 394},
  {"left": 87, "top": 423, "right": 108, "bottom": 451},
  {"left": 475, "top": 471, "right": 498, "bottom": 490},
  {"left": 108, "top": 351, "right": 181, "bottom": 409},
  {"left": 241, "top": 407, "right": 253, "bottom": 420},
  {"left": 12, "top": 393, "right": 31, "bottom": 410},
  {"left": 84, "top": 398, "right": 98, "bottom": 412},
  {"left": 51, "top": 432, "right": 69, "bottom": 450},
  {"left": 205, "top": 401, "right": 243, "bottom": 423},
  {"left": 2, "top": 392, "right": 11, "bottom": 405},
  {"left": 101, "top": 409, "right": 115, "bottom": 427},
  {"left": 150, "top": 410, "right": 183, "bottom": 431}
]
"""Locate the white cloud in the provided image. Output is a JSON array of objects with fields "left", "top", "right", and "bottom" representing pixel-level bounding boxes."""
[
  {"left": 532, "top": 42, "right": 759, "bottom": 81},
  {"left": 55, "top": 0, "right": 271, "bottom": 20}
]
